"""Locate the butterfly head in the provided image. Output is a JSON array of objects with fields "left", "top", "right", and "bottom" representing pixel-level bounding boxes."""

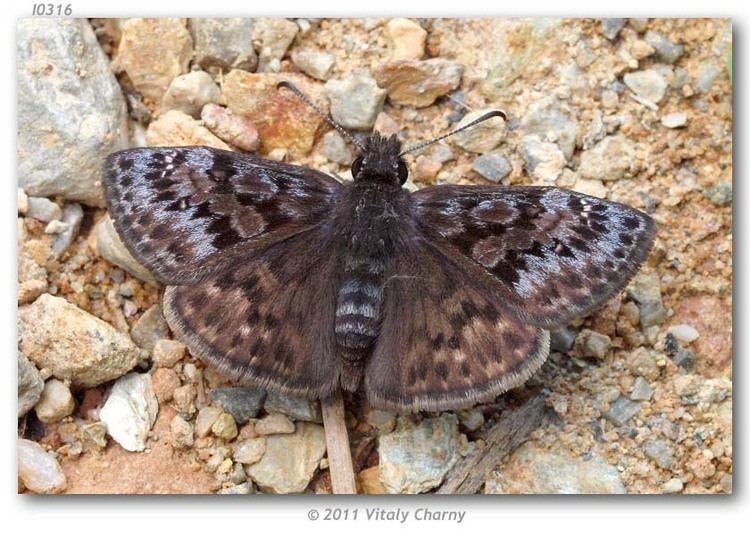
[{"left": 351, "top": 133, "right": 408, "bottom": 186}]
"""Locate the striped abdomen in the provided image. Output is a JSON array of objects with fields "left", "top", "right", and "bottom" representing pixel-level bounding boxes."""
[{"left": 335, "top": 252, "right": 385, "bottom": 390}]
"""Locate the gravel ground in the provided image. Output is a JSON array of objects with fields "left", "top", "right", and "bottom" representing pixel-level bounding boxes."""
[{"left": 17, "top": 17, "right": 731, "bottom": 495}]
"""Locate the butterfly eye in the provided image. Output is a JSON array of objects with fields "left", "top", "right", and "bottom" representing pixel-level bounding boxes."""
[
  {"left": 352, "top": 157, "right": 363, "bottom": 177},
  {"left": 397, "top": 160, "right": 408, "bottom": 184}
]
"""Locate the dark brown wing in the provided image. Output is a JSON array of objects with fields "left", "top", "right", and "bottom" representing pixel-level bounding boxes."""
[
  {"left": 365, "top": 235, "right": 550, "bottom": 412},
  {"left": 163, "top": 225, "right": 341, "bottom": 399},
  {"left": 412, "top": 185, "right": 656, "bottom": 328},
  {"left": 103, "top": 146, "right": 340, "bottom": 284}
]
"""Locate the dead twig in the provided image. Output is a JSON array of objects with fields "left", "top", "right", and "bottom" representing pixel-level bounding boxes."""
[{"left": 321, "top": 388, "right": 357, "bottom": 494}]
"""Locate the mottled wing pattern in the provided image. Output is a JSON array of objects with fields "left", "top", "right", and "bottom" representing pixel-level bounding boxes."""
[
  {"left": 163, "top": 225, "right": 341, "bottom": 399},
  {"left": 103, "top": 146, "right": 340, "bottom": 284},
  {"left": 365, "top": 236, "right": 549, "bottom": 411},
  {"left": 413, "top": 186, "right": 656, "bottom": 328}
]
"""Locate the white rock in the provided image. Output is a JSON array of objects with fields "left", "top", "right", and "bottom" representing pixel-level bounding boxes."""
[
  {"left": 99, "top": 373, "right": 159, "bottom": 452},
  {"left": 522, "top": 135, "right": 565, "bottom": 183},
  {"left": 18, "top": 439, "right": 66, "bottom": 494},
  {"left": 161, "top": 71, "right": 221, "bottom": 118},
  {"left": 244, "top": 422, "right": 326, "bottom": 493},
  {"left": 624, "top": 69, "right": 668, "bottom": 104},
  {"left": 26, "top": 197, "right": 62, "bottom": 223},
  {"left": 661, "top": 112, "right": 688, "bottom": 128},
  {"left": 290, "top": 49, "right": 335, "bottom": 81},
  {"left": 379, "top": 414, "right": 460, "bottom": 494},
  {"left": 34, "top": 379, "right": 75, "bottom": 423},
  {"left": 93, "top": 215, "right": 157, "bottom": 284},
  {"left": 667, "top": 324, "right": 700, "bottom": 345}
]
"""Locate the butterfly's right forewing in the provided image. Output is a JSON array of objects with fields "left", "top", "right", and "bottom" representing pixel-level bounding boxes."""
[{"left": 104, "top": 146, "right": 341, "bottom": 284}]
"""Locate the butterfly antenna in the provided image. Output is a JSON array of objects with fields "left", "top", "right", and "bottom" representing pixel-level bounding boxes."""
[
  {"left": 398, "top": 110, "right": 507, "bottom": 156},
  {"left": 277, "top": 81, "right": 366, "bottom": 152}
]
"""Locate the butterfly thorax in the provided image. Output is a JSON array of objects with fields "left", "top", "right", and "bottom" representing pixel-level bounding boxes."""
[
  {"left": 351, "top": 133, "right": 408, "bottom": 186},
  {"left": 333, "top": 175, "right": 413, "bottom": 391}
]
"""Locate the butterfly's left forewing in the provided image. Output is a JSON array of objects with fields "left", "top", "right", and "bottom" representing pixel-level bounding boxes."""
[{"left": 104, "top": 146, "right": 340, "bottom": 284}]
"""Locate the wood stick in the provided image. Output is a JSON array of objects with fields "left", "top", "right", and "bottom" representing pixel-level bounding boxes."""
[
  {"left": 437, "top": 395, "right": 545, "bottom": 494},
  {"left": 321, "top": 388, "right": 357, "bottom": 494}
]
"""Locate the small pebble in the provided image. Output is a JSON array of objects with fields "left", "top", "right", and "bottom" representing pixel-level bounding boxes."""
[
  {"left": 152, "top": 339, "right": 186, "bottom": 368},
  {"left": 264, "top": 392, "right": 322, "bottom": 423},
  {"left": 601, "top": 18, "right": 626, "bottom": 40},
  {"left": 161, "top": 71, "right": 221, "bottom": 118},
  {"left": 385, "top": 18, "right": 426, "bottom": 60},
  {"left": 322, "top": 131, "right": 354, "bottom": 165},
  {"left": 18, "top": 188, "right": 28, "bottom": 215},
  {"left": 131, "top": 304, "right": 170, "bottom": 353},
  {"left": 290, "top": 48, "right": 335, "bottom": 80},
  {"left": 26, "top": 197, "right": 62, "bottom": 223},
  {"left": 472, "top": 153, "right": 512, "bottom": 183},
  {"left": 200, "top": 103, "right": 261, "bottom": 152},
  {"left": 661, "top": 112, "right": 688, "bottom": 128},
  {"left": 522, "top": 136, "right": 565, "bottom": 183},
  {"left": 34, "top": 378, "right": 75, "bottom": 423},
  {"left": 703, "top": 182, "right": 732, "bottom": 206},
  {"left": 624, "top": 69, "right": 668, "bottom": 104},
  {"left": 99, "top": 372, "right": 159, "bottom": 452},
  {"left": 575, "top": 329, "right": 612, "bottom": 360},
  {"left": 603, "top": 396, "right": 641, "bottom": 426},
  {"left": 667, "top": 324, "right": 700, "bottom": 345},
  {"left": 643, "top": 440, "right": 676, "bottom": 469},
  {"left": 673, "top": 374, "right": 702, "bottom": 397},
  {"left": 18, "top": 439, "right": 67, "bottom": 494},
  {"left": 195, "top": 406, "right": 223, "bottom": 438},
  {"left": 212, "top": 412, "right": 239, "bottom": 440},
  {"left": 170, "top": 415, "right": 194, "bottom": 449},
  {"left": 325, "top": 74, "right": 386, "bottom": 130},
  {"left": 662, "top": 477, "right": 684, "bottom": 494},
  {"left": 208, "top": 387, "right": 266, "bottom": 424},
  {"left": 150, "top": 367, "right": 181, "bottom": 404},
  {"left": 629, "top": 377, "right": 653, "bottom": 401},
  {"left": 644, "top": 30, "right": 684, "bottom": 64},
  {"left": 255, "top": 412, "right": 295, "bottom": 435},
  {"left": 51, "top": 203, "right": 83, "bottom": 257},
  {"left": 18, "top": 352, "right": 44, "bottom": 418},
  {"left": 458, "top": 409, "right": 485, "bottom": 432},
  {"left": 218, "top": 482, "right": 254, "bottom": 495}
]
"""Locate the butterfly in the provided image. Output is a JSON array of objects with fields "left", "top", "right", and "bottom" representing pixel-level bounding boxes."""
[{"left": 103, "top": 102, "right": 655, "bottom": 412}]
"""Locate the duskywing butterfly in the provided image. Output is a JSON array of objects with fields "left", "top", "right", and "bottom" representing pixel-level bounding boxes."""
[{"left": 103, "top": 84, "right": 655, "bottom": 412}]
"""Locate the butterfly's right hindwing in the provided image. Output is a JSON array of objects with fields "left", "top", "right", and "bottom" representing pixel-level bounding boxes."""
[{"left": 103, "top": 146, "right": 341, "bottom": 284}]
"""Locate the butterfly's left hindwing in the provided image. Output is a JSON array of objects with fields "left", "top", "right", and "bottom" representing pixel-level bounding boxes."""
[
  {"left": 103, "top": 146, "right": 341, "bottom": 285},
  {"left": 412, "top": 185, "right": 656, "bottom": 328}
]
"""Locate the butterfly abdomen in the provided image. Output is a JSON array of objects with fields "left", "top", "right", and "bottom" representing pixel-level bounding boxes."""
[{"left": 335, "top": 251, "right": 386, "bottom": 391}]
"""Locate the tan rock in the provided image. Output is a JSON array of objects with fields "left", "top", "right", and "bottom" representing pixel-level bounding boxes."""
[
  {"left": 201, "top": 103, "right": 261, "bottom": 152},
  {"left": 374, "top": 59, "right": 463, "bottom": 108},
  {"left": 151, "top": 367, "right": 181, "bottom": 403},
  {"left": 18, "top": 294, "right": 139, "bottom": 388},
  {"left": 386, "top": 18, "right": 427, "bottom": 60},
  {"left": 113, "top": 18, "right": 193, "bottom": 102},
  {"left": 222, "top": 70, "right": 327, "bottom": 157},
  {"left": 146, "top": 109, "right": 230, "bottom": 150},
  {"left": 358, "top": 466, "right": 386, "bottom": 494}
]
